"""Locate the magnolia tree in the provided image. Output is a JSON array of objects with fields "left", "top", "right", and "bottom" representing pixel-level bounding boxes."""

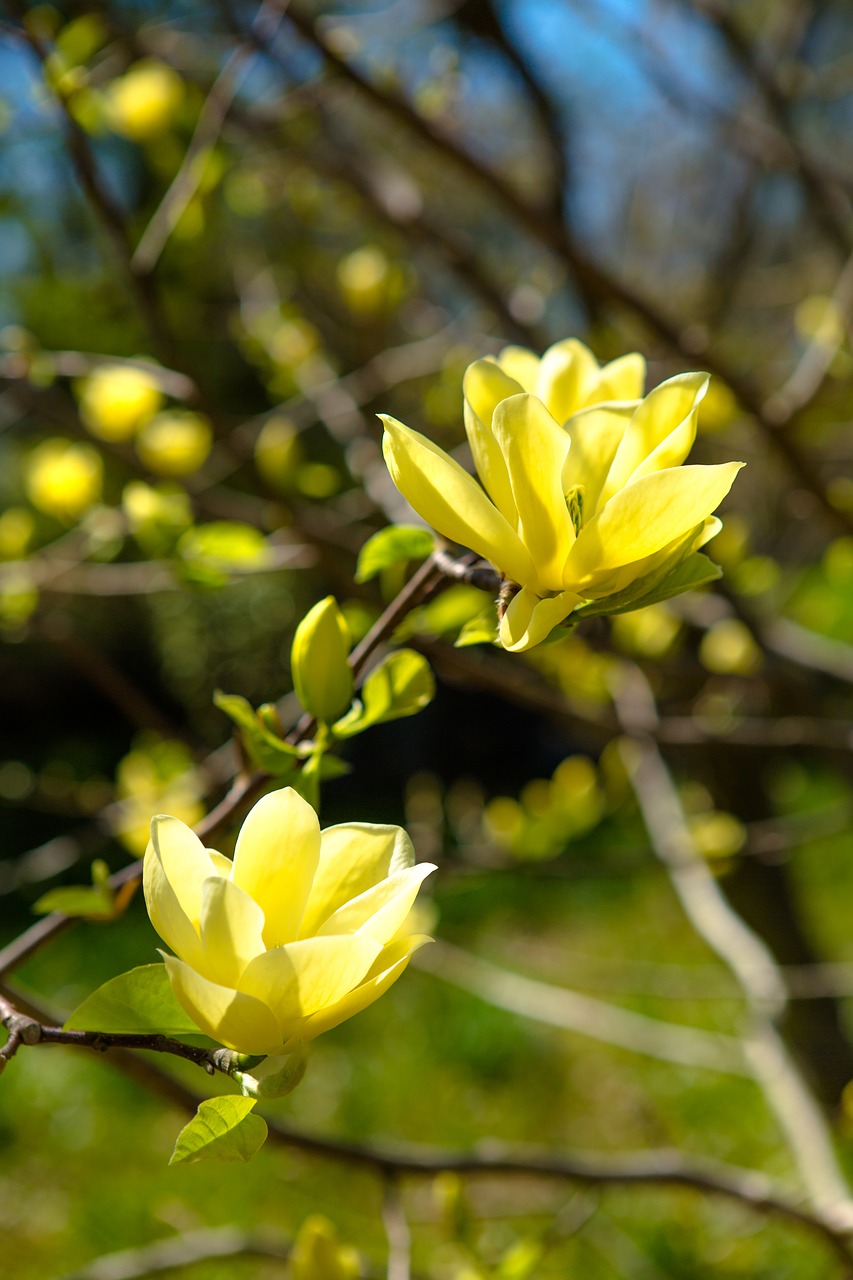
[{"left": 4, "top": 2, "right": 853, "bottom": 1278}]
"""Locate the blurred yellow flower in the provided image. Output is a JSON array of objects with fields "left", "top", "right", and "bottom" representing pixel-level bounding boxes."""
[
  {"left": 136, "top": 410, "right": 213, "bottom": 476},
  {"left": 108, "top": 60, "right": 184, "bottom": 141},
  {"left": 382, "top": 339, "right": 743, "bottom": 651},
  {"left": 292, "top": 1216, "right": 360, "bottom": 1280},
  {"left": 26, "top": 438, "right": 102, "bottom": 521},
  {"left": 144, "top": 787, "right": 434, "bottom": 1055},
  {"left": 77, "top": 365, "right": 164, "bottom": 442}
]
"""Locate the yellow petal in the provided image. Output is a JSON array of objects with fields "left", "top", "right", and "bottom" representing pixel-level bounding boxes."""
[
  {"left": 316, "top": 863, "right": 436, "bottom": 943},
  {"left": 567, "top": 462, "right": 744, "bottom": 585},
  {"left": 239, "top": 934, "right": 382, "bottom": 1020},
  {"left": 198, "top": 876, "right": 266, "bottom": 986},
  {"left": 695, "top": 515, "right": 722, "bottom": 548},
  {"left": 143, "top": 834, "right": 206, "bottom": 970},
  {"left": 462, "top": 359, "right": 523, "bottom": 522},
  {"left": 602, "top": 373, "right": 708, "bottom": 501},
  {"left": 496, "top": 345, "right": 539, "bottom": 390},
  {"left": 282, "top": 936, "right": 431, "bottom": 1048},
  {"left": 491, "top": 394, "right": 574, "bottom": 590},
  {"left": 163, "top": 953, "right": 284, "bottom": 1055},
  {"left": 206, "top": 850, "right": 233, "bottom": 876},
  {"left": 535, "top": 338, "right": 600, "bottom": 423},
  {"left": 562, "top": 403, "right": 634, "bottom": 517},
  {"left": 381, "top": 416, "right": 533, "bottom": 586},
  {"left": 230, "top": 788, "right": 321, "bottom": 948},
  {"left": 148, "top": 814, "right": 217, "bottom": 929},
  {"left": 595, "top": 352, "right": 646, "bottom": 401},
  {"left": 300, "top": 822, "right": 414, "bottom": 938},
  {"left": 499, "top": 585, "right": 582, "bottom": 652}
]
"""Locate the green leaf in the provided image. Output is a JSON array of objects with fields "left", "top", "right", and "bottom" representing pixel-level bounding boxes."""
[
  {"left": 169, "top": 1096, "right": 267, "bottom": 1165},
  {"left": 396, "top": 584, "right": 489, "bottom": 641},
  {"left": 334, "top": 649, "right": 435, "bottom": 738},
  {"left": 355, "top": 525, "right": 435, "bottom": 583},
  {"left": 578, "top": 552, "right": 722, "bottom": 619},
  {"left": 64, "top": 964, "right": 200, "bottom": 1036},
  {"left": 455, "top": 606, "right": 499, "bottom": 647},
  {"left": 33, "top": 884, "right": 114, "bottom": 920},
  {"left": 213, "top": 690, "right": 299, "bottom": 776},
  {"left": 34, "top": 857, "right": 115, "bottom": 919}
]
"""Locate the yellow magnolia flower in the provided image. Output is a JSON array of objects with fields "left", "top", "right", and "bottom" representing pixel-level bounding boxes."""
[
  {"left": 143, "top": 787, "right": 434, "bottom": 1056},
  {"left": 381, "top": 339, "right": 744, "bottom": 651}
]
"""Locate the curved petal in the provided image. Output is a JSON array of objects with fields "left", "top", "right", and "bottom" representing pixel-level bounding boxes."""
[
  {"left": 491, "top": 394, "right": 574, "bottom": 591},
  {"left": 143, "top": 835, "right": 206, "bottom": 970},
  {"left": 562, "top": 403, "right": 635, "bottom": 517},
  {"left": 198, "top": 875, "right": 267, "bottom": 986},
  {"left": 149, "top": 814, "right": 217, "bottom": 928},
  {"left": 496, "top": 346, "right": 539, "bottom": 391},
  {"left": 381, "top": 416, "right": 534, "bottom": 586},
  {"left": 602, "top": 373, "right": 708, "bottom": 501},
  {"left": 595, "top": 352, "right": 646, "bottom": 402},
  {"left": 300, "top": 823, "right": 415, "bottom": 938},
  {"left": 206, "top": 850, "right": 233, "bottom": 876},
  {"left": 567, "top": 461, "right": 744, "bottom": 585},
  {"left": 463, "top": 360, "right": 523, "bottom": 522},
  {"left": 535, "top": 338, "right": 600, "bottom": 423},
  {"left": 316, "top": 863, "right": 436, "bottom": 944},
  {"left": 281, "top": 936, "right": 431, "bottom": 1049},
  {"left": 695, "top": 515, "right": 722, "bottom": 548},
  {"left": 162, "top": 953, "right": 284, "bottom": 1055},
  {"left": 230, "top": 788, "right": 320, "bottom": 948},
  {"left": 239, "top": 934, "right": 382, "bottom": 1021},
  {"left": 499, "top": 585, "right": 582, "bottom": 652}
]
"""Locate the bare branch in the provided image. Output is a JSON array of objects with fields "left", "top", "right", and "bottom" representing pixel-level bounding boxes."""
[
  {"left": 416, "top": 940, "right": 748, "bottom": 1075},
  {"left": 613, "top": 663, "right": 853, "bottom": 1224}
]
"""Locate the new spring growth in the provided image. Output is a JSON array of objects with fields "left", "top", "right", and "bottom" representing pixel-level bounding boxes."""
[
  {"left": 381, "top": 338, "right": 744, "bottom": 651},
  {"left": 291, "top": 596, "right": 354, "bottom": 725}
]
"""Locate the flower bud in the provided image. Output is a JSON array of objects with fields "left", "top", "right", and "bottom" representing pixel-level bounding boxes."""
[{"left": 291, "top": 597, "right": 353, "bottom": 724}]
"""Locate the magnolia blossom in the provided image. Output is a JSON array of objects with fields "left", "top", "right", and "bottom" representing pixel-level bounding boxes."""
[
  {"left": 143, "top": 787, "right": 434, "bottom": 1056},
  {"left": 381, "top": 339, "right": 743, "bottom": 651}
]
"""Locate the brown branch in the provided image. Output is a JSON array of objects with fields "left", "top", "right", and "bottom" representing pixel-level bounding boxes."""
[
  {"left": 0, "top": 991, "right": 241, "bottom": 1078},
  {"left": 62, "top": 1046, "right": 853, "bottom": 1273}
]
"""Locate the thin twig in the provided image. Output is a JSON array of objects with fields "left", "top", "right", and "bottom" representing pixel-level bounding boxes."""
[
  {"left": 55, "top": 1227, "right": 291, "bottom": 1280},
  {"left": 415, "top": 940, "right": 749, "bottom": 1076},
  {"left": 613, "top": 663, "right": 853, "bottom": 1226},
  {"left": 382, "top": 1174, "right": 412, "bottom": 1280}
]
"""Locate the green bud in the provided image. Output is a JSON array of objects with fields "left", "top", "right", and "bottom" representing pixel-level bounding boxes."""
[{"left": 291, "top": 597, "right": 354, "bottom": 724}]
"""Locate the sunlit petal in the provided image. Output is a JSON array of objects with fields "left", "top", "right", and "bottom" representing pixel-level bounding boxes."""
[
  {"left": 148, "top": 814, "right": 217, "bottom": 929},
  {"left": 496, "top": 345, "right": 539, "bottom": 390},
  {"left": 300, "top": 823, "right": 415, "bottom": 937},
  {"left": 240, "top": 934, "right": 382, "bottom": 1019},
  {"left": 463, "top": 360, "right": 523, "bottom": 522},
  {"left": 282, "top": 936, "right": 431, "bottom": 1049},
  {"left": 602, "top": 373, "right": 709, "bottom": 501},
  {"left": 230, "top": 788, "right": 320, "bottom": 948},
  {"left": 143, "top": 835, "right": 206, "bottom": 970},
  {"left": 568, "top": 462, "right": 744, "bottom": 585},
  {"left": 491, "top": 394, "right": 574, "bottom": 590},
  {"left": 499, "top": 585, "right": 582, "bottom": 652},
  {"left": 562, "top": 403, "right": 635, "bottom": 517},
  {"left": 381, "top": 416, "right": 534, "bottom": 585},
  {"left": 198, "top": 875, "right": 266, "bottom": 985},
  {"left": 595, "top": 352, "right": 646, "bottom": 402},
  {"left": 535, "top": 338, "right": 600, "bottom": 423},
  {"left": 163, "top": 953, "right": 284, "bottom": 1056},
  {"left": 316, "top": 863, "right": 436, "bottom": 943}
]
